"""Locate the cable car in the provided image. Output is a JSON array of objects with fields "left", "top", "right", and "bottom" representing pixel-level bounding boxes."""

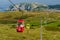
[{"left": 16, "top": 19, "right": 24, "bottom": 32}]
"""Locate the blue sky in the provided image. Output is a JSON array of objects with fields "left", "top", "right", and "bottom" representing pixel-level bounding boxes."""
[{"left": 0, "top": 0, "right": 60, "bottom": 9}]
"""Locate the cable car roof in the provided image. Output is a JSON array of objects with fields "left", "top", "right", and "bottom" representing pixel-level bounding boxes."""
[{"left": 17, "top": 19, "right": 24, "bottom": 22}]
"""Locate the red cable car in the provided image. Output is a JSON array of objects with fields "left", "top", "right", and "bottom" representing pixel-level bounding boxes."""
[{"left": 16, "top": 19, "right": 24, "bottom": 32}]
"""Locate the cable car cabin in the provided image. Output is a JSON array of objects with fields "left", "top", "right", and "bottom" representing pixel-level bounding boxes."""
[{"left": 16, "top": 19, "right": 24, "bottom": 32}]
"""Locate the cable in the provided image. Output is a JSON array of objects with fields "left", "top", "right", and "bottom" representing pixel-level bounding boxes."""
[{"left": 8, "top": 0, "right": 18, "bottom": 9}]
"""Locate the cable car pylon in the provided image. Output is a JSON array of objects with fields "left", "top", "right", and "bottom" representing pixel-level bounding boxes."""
[{"left": 40, "top": 16, "right": 42, "bottom": 40}]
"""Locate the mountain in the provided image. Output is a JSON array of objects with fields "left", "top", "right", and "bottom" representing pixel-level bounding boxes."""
[
  {"left": 48, "top": 5, "right": 60, "bottom": 10},
  {"left": 0, "top": 8, "right": 6, "bottom": 12},
  {"left": 6, "top": 2, "right": 48, "bottom": 11}
]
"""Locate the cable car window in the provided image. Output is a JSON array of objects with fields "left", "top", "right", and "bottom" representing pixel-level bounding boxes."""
[{"left": 18, "top": 22, "right": 22, "bottom": 25}]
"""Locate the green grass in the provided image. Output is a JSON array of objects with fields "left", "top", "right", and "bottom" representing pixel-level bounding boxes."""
[
  {"left": 0, "top": 24, "right": 40, "bottom": 40},
  {"left": 0, "top": 11, "right": 60, "bottom": 40},
  {"left": 47, "top": 21, "right": 60, "bottom": 27},
  {"left": 0, "top": 24, "right": 60, "bottom": 40}
]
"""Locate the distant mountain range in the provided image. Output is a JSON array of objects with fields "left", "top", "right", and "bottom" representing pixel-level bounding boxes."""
[
  {"left": 0, "top": 8, "right": 6, "bottom": 12},
  {"left": 48, "top": 5, "right": 60, "bottom": 10},
  {"left": 6, "top": 2, "right": 48, "bottom": 11},
  {"left": 0, "top": 2, "right": 60, "bottom": 12}
]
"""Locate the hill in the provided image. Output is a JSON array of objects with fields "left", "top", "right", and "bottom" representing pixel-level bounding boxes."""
[
  {"left": 0, "top": 11, "right": 60, "bottom": 40},
  {"left": 0, "top": 11, "right": 60, "bottom": 26}
]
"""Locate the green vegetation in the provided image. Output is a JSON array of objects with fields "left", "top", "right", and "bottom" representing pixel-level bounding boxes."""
[
  {"left": 0, "top": 24, "right": 40, "bottom": 40},
  {"left": 0, "top": 11, "right": 60, "bottom": 40}
]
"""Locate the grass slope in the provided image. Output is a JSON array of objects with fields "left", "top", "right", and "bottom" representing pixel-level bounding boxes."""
[
  {"left": 0, "top": 24, "right": 40, "bottom": 40},
  {"left": 0, "top": 11, "right": 60, "bottom": 40}
]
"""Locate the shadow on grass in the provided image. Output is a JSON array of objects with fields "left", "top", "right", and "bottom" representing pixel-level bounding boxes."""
[
  {"left": 0, "top": 20, "right": 17, "bottom": 29},
  {"left": 0, "top": 20, "right": 16, "bottom": 24},
  {"left": 44, "top": 26, "right": 60, "bottom": 32}
]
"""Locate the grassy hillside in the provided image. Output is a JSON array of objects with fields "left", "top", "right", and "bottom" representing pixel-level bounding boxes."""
[
  {"left": 0, "top": 11, "right": 60, "bottom": 40},
  {"left": 0, "top": 24, "right": 40, "bottom": 40}
]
